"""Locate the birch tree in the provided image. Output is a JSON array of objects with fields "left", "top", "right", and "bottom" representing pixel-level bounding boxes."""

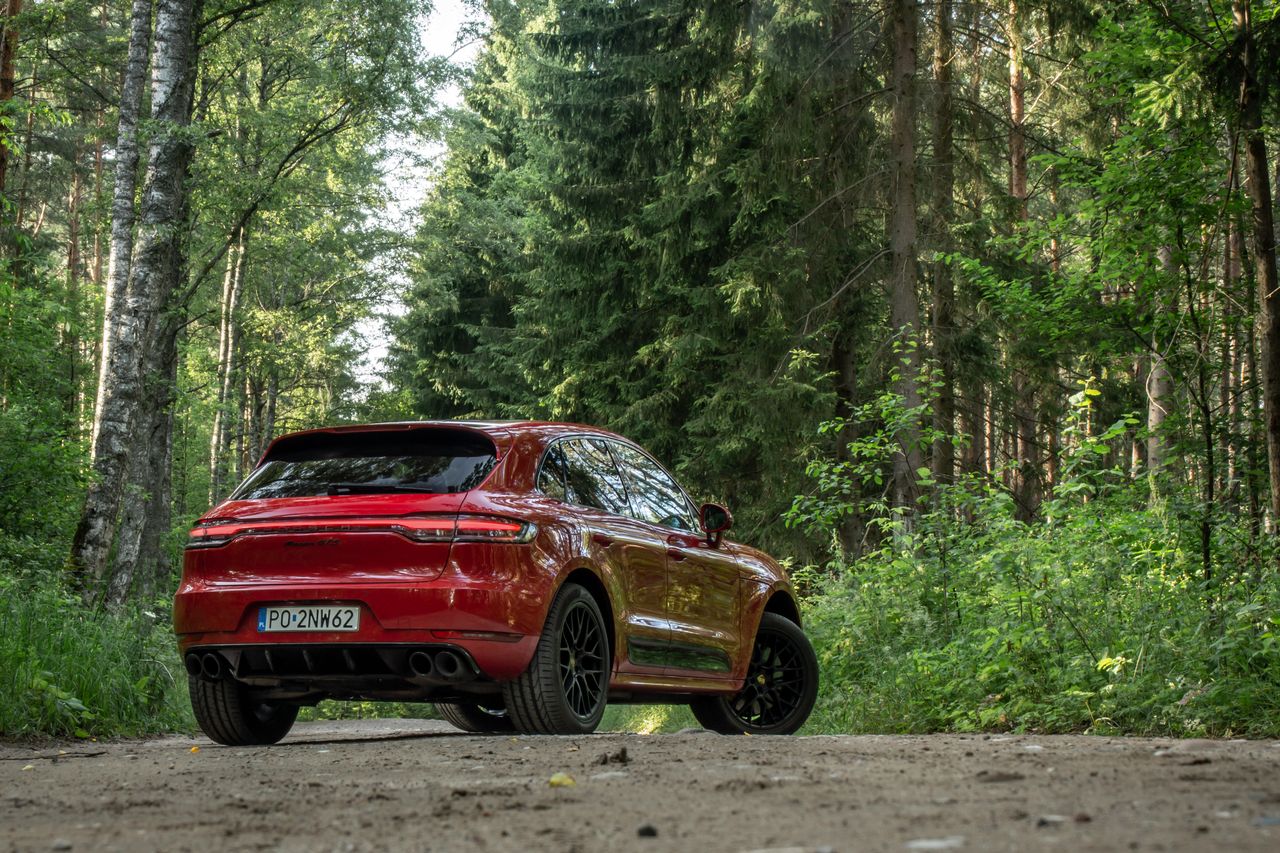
[{"left": 70, "top": 0, "right": 199, "bottom": 603}]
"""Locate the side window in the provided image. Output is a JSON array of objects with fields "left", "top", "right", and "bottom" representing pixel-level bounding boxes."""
[
  {"left": 537, "top": 441, "right": 568, "bottom": 501},
  {"left": 611, "top": 442, "right": 697, "bottom": 531},
  {"left": 561, "top": 438, "right": 629, "bottom": 515}
]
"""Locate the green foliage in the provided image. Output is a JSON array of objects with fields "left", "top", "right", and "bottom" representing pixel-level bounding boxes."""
[
  {"left": 0, "top": 277, "right": 84, "bottom": 538},
  {"left": 299, "top": 701, "right": 438, "bottom": 722},
  {"left": 0, "top": 555, "right": 192, "bottom": 737},
  {"left": 799, "top": 396, "right": 1280, "bottom": 736}
]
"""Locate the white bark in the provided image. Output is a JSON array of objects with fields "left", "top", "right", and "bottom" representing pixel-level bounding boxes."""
[
  {"left": 71, "top": 0, "right": 198, "bottom": 603},
  {"left": 90, "top": 0, "right": 152, "bottom": 459},
  {"left": 1148, "top": 245, "right": 1175, "bottom": 473},
  {"left": 209, "top": 227, "right": 247, "bottom": 504}
]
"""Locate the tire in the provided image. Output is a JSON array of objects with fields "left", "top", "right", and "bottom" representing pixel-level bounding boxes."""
[
  {"left": 502, "top": 582, "right": 610, "bottom": 734},
  {"left": 189, "top": 675, "right": 299, "bottom": 746},
  {"left": 690, "top": 612, "right": 818, "bottom": 735},
  {"left": 435, "top": 701, "right": 515, "bottom": 733}
]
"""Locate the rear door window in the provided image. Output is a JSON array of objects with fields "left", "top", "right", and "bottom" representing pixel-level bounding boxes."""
[
  {"left": 537, "top": 441, "right": 569, "bottom": 501},
  {"left": 561, "top": 438, "right": 629, "bottom": 515},
  {"left": 229, "top": 428, "right": 497, "bottom": 500},
  {"left": 611, "top": 442, "right": 697, "bottom": 531}
]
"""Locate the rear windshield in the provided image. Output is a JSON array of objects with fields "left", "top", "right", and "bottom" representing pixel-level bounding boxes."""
[{"left": 228, "top": 428, "right": 497, "bottom": 500}]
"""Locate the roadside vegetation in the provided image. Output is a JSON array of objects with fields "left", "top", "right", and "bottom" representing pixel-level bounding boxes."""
[{"left": 4, "top": 1, "right": 1280, "bottom": 738}]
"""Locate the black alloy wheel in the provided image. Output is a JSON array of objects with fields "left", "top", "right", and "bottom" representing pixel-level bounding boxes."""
[
  {"left": 690, "top": 612, "right": 818, "bottom": 735},
  {"left": 435, "top": 701, "right": 515, "bottom": 733},
  {"left": 503, "top": 582, "right": 610, "bottom": 734}
]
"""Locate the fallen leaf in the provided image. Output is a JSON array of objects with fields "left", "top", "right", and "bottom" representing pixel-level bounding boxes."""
[
  {"left": 548, "top": 772, "right": 576, "bottom": 787},
  {"left": 21, "top": 764, "right": 34, "bottom": 771}
]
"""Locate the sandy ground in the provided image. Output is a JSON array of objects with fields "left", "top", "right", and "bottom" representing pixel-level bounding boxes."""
[{"left": 1, "top": 719, "right": 1278, "bottom": 852}]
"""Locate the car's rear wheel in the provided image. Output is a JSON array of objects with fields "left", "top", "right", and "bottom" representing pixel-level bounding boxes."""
[
  {"left": 690, "top": 613, "right": 818, "bottom": 735},
  {"left": 502, "top": 582, "right": 609, "bottom": 734},
  {"left": 189, "top": 675, "right": 299, "bottom": 746},
  {"left": 435, "top": 701, "right": 515, "bottom": 733}
]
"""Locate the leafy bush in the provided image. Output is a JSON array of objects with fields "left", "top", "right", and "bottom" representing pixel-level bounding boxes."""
[
  {"left": 794, "top": 388, "right": 1280, "bottom": 736},
  {"left": 0, "top": 549, "right": 193, "bottom": 738}
]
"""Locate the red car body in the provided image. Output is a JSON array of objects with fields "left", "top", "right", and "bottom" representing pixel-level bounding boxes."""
[{"left": 175, "top": 420, "right": 811, "bottom": 739}]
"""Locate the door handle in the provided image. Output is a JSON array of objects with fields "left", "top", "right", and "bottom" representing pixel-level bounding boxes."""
[
  {"left": 591, "top": 532, "right": 615, "bottom": 546},
  {"left": 666, "top": 548, "right": 687, "bottom": 561}
]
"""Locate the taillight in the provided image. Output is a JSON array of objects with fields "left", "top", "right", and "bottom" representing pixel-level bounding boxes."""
[
  {"left": 185, "top": 515, "right": 536, "bottom": 549},
  {"left": 455, "top": 517, "right": 536, "bottom": 543}
]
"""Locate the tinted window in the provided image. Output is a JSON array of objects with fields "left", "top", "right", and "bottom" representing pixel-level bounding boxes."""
[
  {"left": 561, "top": 438, "right": 629, "bottom": 515},
  {"left": 611, "top": 442, "right": 696, "bottom": 531},
  {"left": 537, "top": 441, "right": 569, "bottom": 501},
  {"left": 229, "top": 429, "right": 496, "bottom": 500}
]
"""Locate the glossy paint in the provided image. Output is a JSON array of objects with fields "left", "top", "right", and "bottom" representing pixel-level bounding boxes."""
[{"left": 174, "top": 420, "right": 800, "bottom": 698}]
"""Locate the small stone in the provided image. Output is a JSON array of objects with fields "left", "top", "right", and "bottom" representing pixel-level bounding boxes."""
[
  {"left": 905, "top": 837, "right": 965, "bottom": 850},
  {"left": 51, "top": 841, "right": 72, "bottom": 851},
  {"left": 637, "top": 824, "right": 658, "bottom": 838}
]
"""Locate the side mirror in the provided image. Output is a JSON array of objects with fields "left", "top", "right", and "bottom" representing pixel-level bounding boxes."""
[{"left": 699, "top": 502, "right": 733, "bottom": 547}]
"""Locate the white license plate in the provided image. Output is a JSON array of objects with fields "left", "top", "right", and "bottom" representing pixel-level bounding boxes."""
[{"left": 257, "top": 605, "right": 360, "bottom": 632}]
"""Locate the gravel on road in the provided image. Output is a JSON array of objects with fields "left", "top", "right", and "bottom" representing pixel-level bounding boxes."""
[{"left": 2, "top": 719, "right": 1278, "bottom": 852}]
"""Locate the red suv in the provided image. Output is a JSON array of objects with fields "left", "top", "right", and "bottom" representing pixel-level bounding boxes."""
[{"left": 175, "top": 421, "right": 817, "bottom": 744}]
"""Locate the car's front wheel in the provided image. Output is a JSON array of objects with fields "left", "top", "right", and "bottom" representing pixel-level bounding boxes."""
[
  {"left": 690, "top": 613, "right": 818, "bottom": 735},
  {"left": 435, "top": 701, "right": 515, "bottom": 733},
  {"left": 502, "top": 582, "right": 610, "bottom": 734},
  {"left": 189, "top": 675, "right": 299, "bottom": 746}
]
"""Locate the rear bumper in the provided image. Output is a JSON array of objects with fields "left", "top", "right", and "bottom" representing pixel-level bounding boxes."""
[{"left": 173, "top": 580, "right": 541, "bottom": 680}]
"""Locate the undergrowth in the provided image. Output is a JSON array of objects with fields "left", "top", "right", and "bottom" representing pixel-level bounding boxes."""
[
  {"left": 0, "top": 537, "right": 193, "bottom": 738},
  {"left": 791, "top": 381, "right": 1280, "bottom": 737}
]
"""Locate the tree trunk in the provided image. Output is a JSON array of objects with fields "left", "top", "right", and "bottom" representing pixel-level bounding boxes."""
[
  {"left": 66, "top": 156, "right": 83, "bottom": 424},
  {"left": 1235, "top": 0, "right": 1280, "bottom": 525},
  {"left": 1147, "top": 245, "right": 1175, "bottom": 473},
  {"left": 888, "top": 0, "right": 924, "bottom": 512},
  {"left": 1224, "top": 209, "right": 1244, "bottom": 501},
  {"left": 70, "top": 0, "right": 199, "bottom": 604},
  {"left": 961, "top": 379, "right": 986, "bottom": 476},
  {"left": 89, "top": 0, "right": 153, "bottom": 460},
  {"left": 0, "top": 0, "right": 23, "bottom": 201},
  {"left": 111, "top": 315, "right": 178, "bottom": 602},
  {"left": 930, "top": 0, "right": 955, "bottom": 483},
  {"left": 208, "top": 226, "right": 248, "bottom": 505},
  {"left": 262, "top": 358, "right": 278, "bottom": 458},
  {"left": 1008, "top": 0, "right": 1039, "bottom": 520}
]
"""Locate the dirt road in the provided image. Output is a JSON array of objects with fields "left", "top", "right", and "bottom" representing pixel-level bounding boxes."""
[{"left": 2, "top": 720, "right": 1278, "bottom": 852}]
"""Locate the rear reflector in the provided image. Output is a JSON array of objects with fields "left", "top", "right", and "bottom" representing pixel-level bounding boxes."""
[
  {"left": 186, "top": 515, "right": 536, "bottom": 549},
  {"left": 430, "top": 630, "right": 523, "bottom": 643}
]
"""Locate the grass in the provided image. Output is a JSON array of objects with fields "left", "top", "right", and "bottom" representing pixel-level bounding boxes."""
[{"left": 0, "top": 581, "right": 193, "bottom": 738}]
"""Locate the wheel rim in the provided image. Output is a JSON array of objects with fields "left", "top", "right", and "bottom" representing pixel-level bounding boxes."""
[
  {"left": 730, "top": 628, "right": 808, "bottom": 729},
  {"left": 251, "top": 702, "right": 280, "bottom": 723},
  {"left": 558, "top": 601, "right": 606, "bottom": 719}
]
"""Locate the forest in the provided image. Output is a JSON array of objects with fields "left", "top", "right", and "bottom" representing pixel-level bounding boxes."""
[{"left": 1, "top": 0, "right": 1278, "bottom": 737}]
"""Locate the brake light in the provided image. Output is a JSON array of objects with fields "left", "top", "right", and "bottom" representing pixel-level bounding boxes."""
[{"left": 185, "top": 515, "right": 536, "bottom": 549}]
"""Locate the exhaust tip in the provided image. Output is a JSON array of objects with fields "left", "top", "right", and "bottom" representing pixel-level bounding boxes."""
[
  {"left": 183, "top": 653, "right": 202, "bottom": 678},
  {"left": 201, "top": 652, "right": 225, "bottom": 681},
  {"left": 434, "top": 650, "right": 474, "bottom": 681},
  {"left": 407, "top": 650, "right": 435, "bottom": 679}
]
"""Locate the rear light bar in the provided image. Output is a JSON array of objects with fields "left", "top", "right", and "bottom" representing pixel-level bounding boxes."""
[{"left": 185, "top": 515, "right": 537, "bottom": 549}]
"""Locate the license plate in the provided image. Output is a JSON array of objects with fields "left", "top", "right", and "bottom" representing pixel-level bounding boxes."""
[{"left": 257, "top": 605, "right": 360, "bottom": 632}]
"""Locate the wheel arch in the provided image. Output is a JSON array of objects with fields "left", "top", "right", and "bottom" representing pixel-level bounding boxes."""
[
  {"left": 557, "top": 566, "right": 617, "bottom": 668},
  {"left": 762, "top": 587, "right": 802, "bottom": 628}
]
